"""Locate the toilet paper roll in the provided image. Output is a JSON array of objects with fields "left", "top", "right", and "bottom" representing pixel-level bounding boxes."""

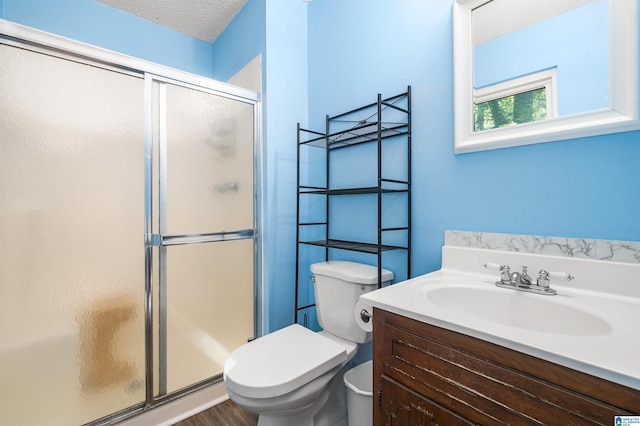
[{"left": 354, "top": 301, "right": 374, "bottom": 333}]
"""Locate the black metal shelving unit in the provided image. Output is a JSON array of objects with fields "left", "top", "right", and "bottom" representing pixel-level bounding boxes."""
[{"left": 294, "top": 87, "right": 412, "bottom": 325}]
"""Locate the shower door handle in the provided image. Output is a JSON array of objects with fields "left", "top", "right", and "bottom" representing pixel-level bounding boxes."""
[{"left": 148, "top": 229, "right": 255, "bottom": 247}]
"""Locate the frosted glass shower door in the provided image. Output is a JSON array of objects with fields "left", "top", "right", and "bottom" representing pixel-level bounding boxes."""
[
  {"left": 0, "top": 44, "right": 145, "bottom": 425},
  {"left": 153, "top": 81, "right": 256, "bottom": 395}
]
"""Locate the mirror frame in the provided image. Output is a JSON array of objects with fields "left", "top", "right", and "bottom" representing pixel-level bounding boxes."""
[{"left": 453, "top": 0, "right": 640, "bottom": 154}]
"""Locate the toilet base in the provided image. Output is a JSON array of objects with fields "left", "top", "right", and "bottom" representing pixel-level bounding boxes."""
[{"left": 255, "top": 364, "right": 349, "bottom": 426}]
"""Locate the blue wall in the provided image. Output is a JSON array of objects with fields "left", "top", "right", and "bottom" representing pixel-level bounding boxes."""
[
  {"left": 210, "top": 0, "right": 309, "bottom": 333},
  {"left": 211, "top": 0, "right": 265, "bottom": 82},
  {"left": 305, "top": 0, "right": 640, "bottom": 284},
  {"left": 4, "top": 0, "right": 639, "bottom": 336},
  {"left": 1, "top": 0, "right": 215, "bottom": 76},
  {"left": 474, "top": 0, "right": 609, "bottom": 115},
  {"left": 261, "top": 1, "right": 309, "bottom": 333},
  {"left": 307, "top": 0, "right": 453, "bottom": 277}
]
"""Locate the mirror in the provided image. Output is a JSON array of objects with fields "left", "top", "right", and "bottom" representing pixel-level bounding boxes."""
[{"left": 453, "top": 0, "right": 639, "bottom": 153}]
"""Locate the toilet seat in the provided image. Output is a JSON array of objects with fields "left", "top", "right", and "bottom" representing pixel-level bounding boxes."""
[{"left": 224, "top": 324, "right": 348, "bottom": 399}]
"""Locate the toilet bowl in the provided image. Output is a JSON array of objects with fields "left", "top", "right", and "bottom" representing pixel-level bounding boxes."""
[
  {"left": 225, "top": 325, "right": 357, "bottom": 426},
  {"left": 223, "top": 261, "right": 393, "bottom": 426}
]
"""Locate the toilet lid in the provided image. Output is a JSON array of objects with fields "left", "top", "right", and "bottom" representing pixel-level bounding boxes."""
[{"left": 224, "top": 324, "right": 348, "bottom": 399}]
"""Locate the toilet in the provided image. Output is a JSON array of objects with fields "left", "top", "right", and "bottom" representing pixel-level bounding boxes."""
[{"left": 223, "top": 260, "right": 393, "bottom": 426}]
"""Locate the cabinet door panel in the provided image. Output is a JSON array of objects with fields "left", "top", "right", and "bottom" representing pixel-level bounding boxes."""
[{"left": 379, "top": 376, "right": 473, "bottom": 426}]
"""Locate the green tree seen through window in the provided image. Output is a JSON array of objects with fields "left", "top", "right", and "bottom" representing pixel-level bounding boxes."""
[{"left": 474, "top": 88, "right": 546, "bottom": 131}]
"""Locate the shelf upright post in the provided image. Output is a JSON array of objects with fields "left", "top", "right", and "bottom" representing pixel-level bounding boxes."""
[
  {"left": 324, "top": 114, "right": 330, "bottom": 261},
  {"left": 377, "top": 93, "right": 383, "bottom": 289},
  {"left": 407, "top": 86, "right": 412, "bottom": 279},
  {"left": 294, "top": 123, "right": 301, "bottom": 324}
]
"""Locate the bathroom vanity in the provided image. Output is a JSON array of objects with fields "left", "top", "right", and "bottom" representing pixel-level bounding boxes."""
[
  {"left": 360, "top": 238, "right": 640, "bottom": 425},
  {"left": 372, "top": 308, "right": 638, "bottom": 425}
]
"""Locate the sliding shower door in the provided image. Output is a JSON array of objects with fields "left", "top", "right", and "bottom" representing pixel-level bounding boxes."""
[
  {"left": 0, "top": 44, "right": 146, "bottom": 425},
  {"left": 1, "top": 27, "right": 260, "bottom": 425},
  {"left": 149, "top": 78, "right": 257, "bottom": 396}
]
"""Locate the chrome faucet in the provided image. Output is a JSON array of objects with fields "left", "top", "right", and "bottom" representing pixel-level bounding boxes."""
[
  {"left": 483, "top": 263, "right": 574, "bottom": 296},
  {"left": 511, "top": 266, "right": 532, "bottom": 287}
]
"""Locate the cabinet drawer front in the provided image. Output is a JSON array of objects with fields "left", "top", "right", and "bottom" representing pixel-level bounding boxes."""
[{"left": 374, "top": 309, "right": 639, "bottom": 425}]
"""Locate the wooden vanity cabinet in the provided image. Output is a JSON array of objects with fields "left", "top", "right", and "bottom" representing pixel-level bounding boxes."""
[{"left": 373, "top": 308, "right": 640, "bottom": 425}]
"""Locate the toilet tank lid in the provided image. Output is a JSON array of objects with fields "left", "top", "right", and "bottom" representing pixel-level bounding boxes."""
[{"left": 310, "top": 261, "right": 393, "bottom": 285}]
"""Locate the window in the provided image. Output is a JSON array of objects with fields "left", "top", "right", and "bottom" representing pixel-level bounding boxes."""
[{"left": 473, "top": 68, "right": 557, "bottom": 132}]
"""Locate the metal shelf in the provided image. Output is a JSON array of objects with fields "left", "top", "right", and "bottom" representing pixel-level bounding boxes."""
[
  {"left": 300, "top": 123, "right": 408, "bottom": 149},
  {"left": 299, "top": 186, "right": 409, "bottom": 196},
  {"left": 294, "top": 87, "right": 412, "bottom": 326},
  {"left": 300, "top": 239, "right": 408, "bottom": 254}
]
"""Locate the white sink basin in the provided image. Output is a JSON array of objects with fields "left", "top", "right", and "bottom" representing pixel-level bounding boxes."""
[
  {"left": 359, "top": 249, "right": 640, "bottom": 391},
  {"left": 423, "top": 284, "right": 612, "bottom": 336}
]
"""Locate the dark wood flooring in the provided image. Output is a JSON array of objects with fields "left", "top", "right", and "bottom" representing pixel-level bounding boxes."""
[{"left": 173, "top": 399, "right": 258, "bottom": 426}]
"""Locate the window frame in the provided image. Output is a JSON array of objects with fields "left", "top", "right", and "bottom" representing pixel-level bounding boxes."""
[{"left": 473, "top": 68, "right": 558, "bottom": 131}]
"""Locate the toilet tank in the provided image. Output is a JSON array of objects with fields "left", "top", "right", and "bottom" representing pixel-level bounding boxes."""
[{"left": 310, "top": 261, "right": 393, "bottom": 343}]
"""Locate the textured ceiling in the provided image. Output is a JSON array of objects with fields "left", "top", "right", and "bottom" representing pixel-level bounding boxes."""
[
  {"left": 98, "top": 0, "right": 594, "bottom": 46},
  {"left": 98, "top": 0, "right": 247, "bottom": 42},
  {"left": 473, "top": 0, "right": 595, "bottom": 45}
]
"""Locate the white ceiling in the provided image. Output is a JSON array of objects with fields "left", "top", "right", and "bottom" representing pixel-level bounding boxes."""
[
  {"left": 473, "top": 0, "right": 596, "bottom": 45},
  {"left": 97, "top": 0, "right": 247, "bottom": 42}
]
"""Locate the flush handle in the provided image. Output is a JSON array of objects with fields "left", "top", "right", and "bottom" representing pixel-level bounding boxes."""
[{"left": 360, "top": 308, "right": 372, "bottom": 324}]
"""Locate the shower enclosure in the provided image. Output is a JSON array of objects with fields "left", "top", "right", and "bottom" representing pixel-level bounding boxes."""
[{"left": 0, "top": 22, "right": 261, "bottom": 425}]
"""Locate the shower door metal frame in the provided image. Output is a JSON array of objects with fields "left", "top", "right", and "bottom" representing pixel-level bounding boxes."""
[
  {"left": 145, "top": 74, "right": 262, "bottom": 400},
  {"left": 0, "top": 19, "right": 263, "bottom": 426}
]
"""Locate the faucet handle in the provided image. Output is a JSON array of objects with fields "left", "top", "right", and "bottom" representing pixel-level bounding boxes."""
[
  {"left": 537, "top": 270, "right": 550, "bottom": 288},
  {"left": 537, "top": 270, "right": 574, "bottom": 289},
  {"left": 484, "top": 263, "right": 511, "bottom": 283},
  {"left": 483, "top": 262, "right": 504, "bottom": 271},
  {"left": 548, "top": 271, "right": 575, "bottom": 281}
]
